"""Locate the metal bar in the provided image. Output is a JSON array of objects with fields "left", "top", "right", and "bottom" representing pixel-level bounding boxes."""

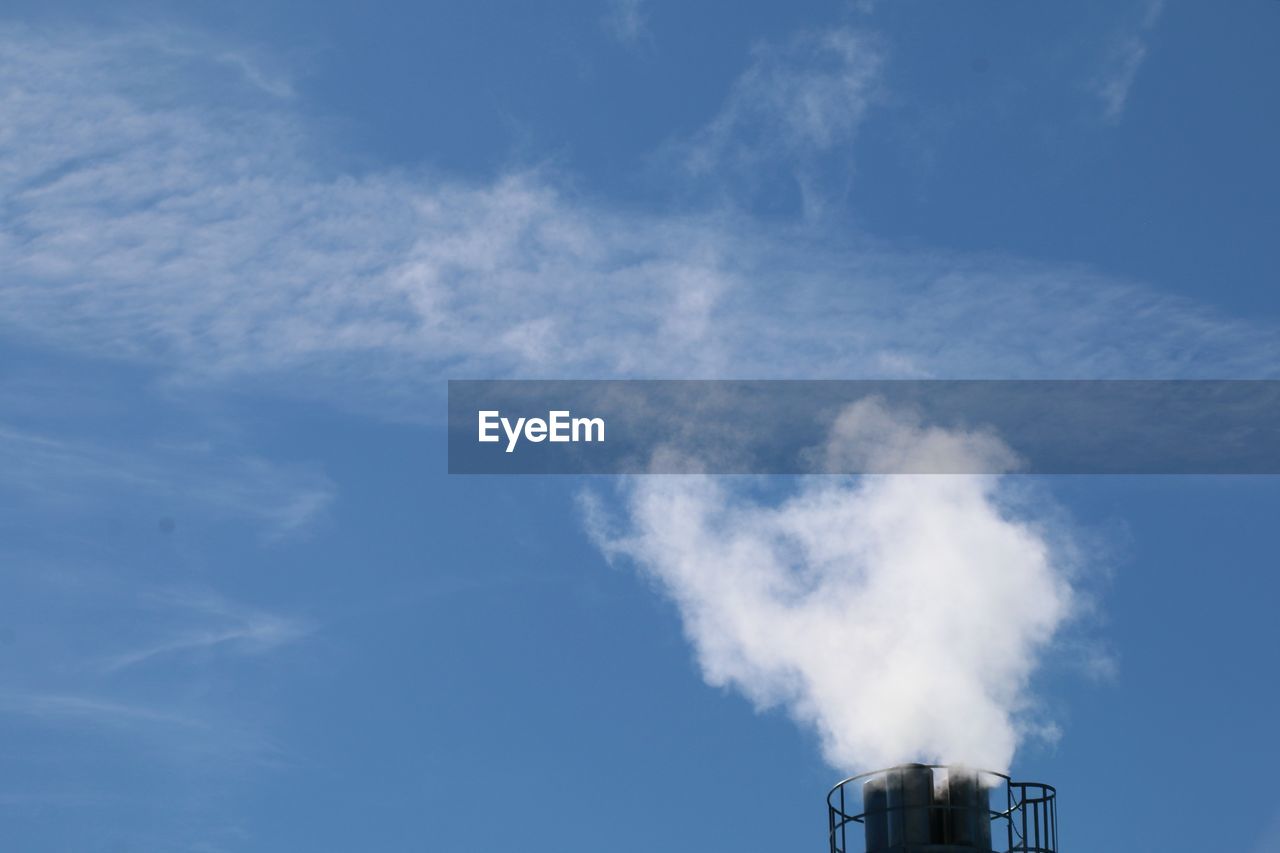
[
  {"left": 1006, "top": 782, "right": 1014, "bottom": 853},
  {"left": 1020, "top": 790, "right": 1028, "bottom": 853}
]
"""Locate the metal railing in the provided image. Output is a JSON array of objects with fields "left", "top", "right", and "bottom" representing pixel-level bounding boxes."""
[
  {"left": 827, "top": 764, "right": 1058, "bottom": 853},
  {"left": 1004, "top": 781, "right": 1057, "bottom": 853}
]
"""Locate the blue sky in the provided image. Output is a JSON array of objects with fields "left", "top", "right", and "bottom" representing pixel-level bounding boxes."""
[{"left": 1, "top": 2, "right": 1279, "bottom": 851}]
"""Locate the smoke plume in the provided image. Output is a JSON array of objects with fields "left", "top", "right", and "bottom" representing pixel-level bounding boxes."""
[{"left": 587, "top": 401, "right": 1075, "bottom": 773}]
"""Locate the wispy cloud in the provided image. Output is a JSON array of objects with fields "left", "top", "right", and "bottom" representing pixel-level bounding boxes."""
[
  {"left": 211, "top": 49, "right": 296, "bottom": 98},
  {"left": 0, "top": 685, "right": 289, "bottom": 786},
  {"left": 1096, "top": 36, "right": 1149, "bottom": 123},
  {"left": 675, "top": 28, "right": 885, "bottom": 215},
  {"left": 1093, "top": 0, "right": 1166, "bottom": 122},
  {"left": 99, "top": 588, "right": 313, "bottom": 673},
  {"left": 603, "top": 0, "right": 648, "bottom": 44},
  {"left": 1253, "top": 808, "right": 1280, "bottom": 853},
  {"left": 0, "top": 569, "right": 306, "bottom": 765},
  {"left": 1, "top": 23, "right": 1275, "bottom": 405},
  {"left": 685, "top": 28, "right": 883, "bottom": 164},
  {"left": 0, "top": 690, "right": 205, "bottom": 728},
  {"left": 0, "top": 423, "right": 334, "bottom": 535}
]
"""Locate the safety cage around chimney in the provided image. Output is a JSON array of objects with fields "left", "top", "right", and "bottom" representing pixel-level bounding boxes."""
[{"left": 827, "top": 764, "right": 1057, "bottom": 853}]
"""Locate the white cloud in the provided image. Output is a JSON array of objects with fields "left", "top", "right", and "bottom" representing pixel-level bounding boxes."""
[
  {"left": 813, "top": 397, "right": 1021, "bottom": 474},
  {"left": 587, "top": 400, "right": 1076, "bottom": 772}
]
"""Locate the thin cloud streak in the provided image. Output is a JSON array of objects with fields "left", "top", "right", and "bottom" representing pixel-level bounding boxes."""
[
  {"left": 0, "top": 687, "right": 289, "bottom": 773},
  {"left": 1093, "top": 0, "right": 1166, "bottom": 122},
  {"left": 1096, "top": 37, "right": 1148, "bottom": 123},
  {"left": 0, "top": 690, "right": 205, "bottom": 729},
  {"left": 99, "top": 589, "right": 313, "bottom": 673},
  {"left": 0, "top": 573, "right": 306, "bottom": 773},
  {"left": 0, "top": 423, "right": 334, "bottom": 535}
]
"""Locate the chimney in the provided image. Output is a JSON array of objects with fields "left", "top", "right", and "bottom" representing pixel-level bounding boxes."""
[{"left": 828, "top": 764, "right": 1058, "bottom": 852}]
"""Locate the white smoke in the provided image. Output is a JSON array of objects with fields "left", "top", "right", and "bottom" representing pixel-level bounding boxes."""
[{"left": 587, "top": 400, "right": 1076, "bottom": 773}]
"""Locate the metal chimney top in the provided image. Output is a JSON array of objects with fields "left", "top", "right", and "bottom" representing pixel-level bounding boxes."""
[{"left": 827, "top": 764, "right": 1058, "bottom": 853}]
